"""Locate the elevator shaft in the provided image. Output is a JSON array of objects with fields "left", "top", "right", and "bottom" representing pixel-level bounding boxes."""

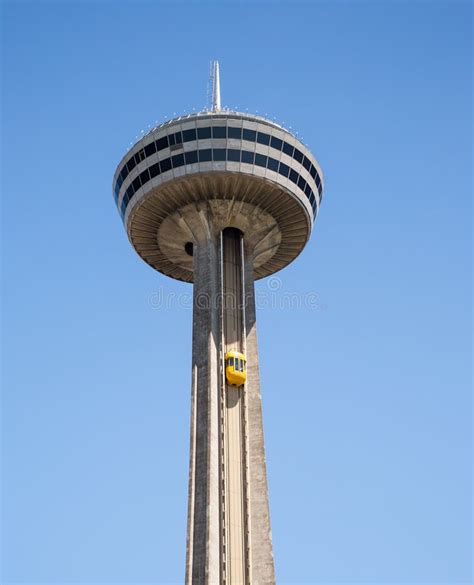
[{"left": 220, "top": 228, "right": 249, "bottom": 584}]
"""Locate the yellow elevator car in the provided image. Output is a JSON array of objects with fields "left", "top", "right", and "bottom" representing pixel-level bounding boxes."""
[{"left": 225, "top": 350, "right": 247, "bottom": 387}]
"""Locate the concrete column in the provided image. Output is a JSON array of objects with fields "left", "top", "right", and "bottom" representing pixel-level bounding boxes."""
[
  {"left": 243, "top": 241, "right": 276, "bottom": 585},
  {"left": 185, "top": 207, "right": 276, "bottom": 585},
  {"left": 185, "top": 234, "right": 222, "bottom": 585}
]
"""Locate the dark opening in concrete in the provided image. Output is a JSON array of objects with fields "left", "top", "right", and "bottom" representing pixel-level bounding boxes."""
[
  {"left": 223, "top": 227, "right": 244, "bottom": 238},
  {"left": 185, "top": 242, "right": 194, "bottom": 256}
]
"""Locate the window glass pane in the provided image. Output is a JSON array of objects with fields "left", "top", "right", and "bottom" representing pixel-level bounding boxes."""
[
  {"left": 318, "top": 183, "right": 323, "bottom": 195},
  {"left": 140, "top": 168, "right": 150, "bottom": 184},
  {"left": 270, "top": 136, "right": 283, "bottom": 151},
  {"left": 116, "top": 175, "right": 123, "bottom": 189},
  {"left": 185, "top": 150, "right": 198, "bottom": 164},
  {"left": 303, "top": 156, "right": 311, "bottom": 171},
  {"left": 229, "top": 357, "right": 234, "bottom": 367},
  {"left": 212, "top": 148, "right": 226, "bottom": 161},
  {"left": 172, "top": 153, "right": 185, "bottom": 168},
  {"left": 168, "top": 133, "right": 176, "bottom": 146},
  {"left": 174, "top": 131, "right": 183, "bottom": 144},
  {"left": 183, "top": 128, "right": 197, "bottom": 142},
  {"left": 135, "top": 149, "right": 145, "bottom": 165},
  {"left": 212, "top": 126, "right": 226, "bottom": 139},
  {"left": 132, "top": 176, "right": 141, "bottom": 192},
  {"left": 160, "top": 157, "right": 172, "bottom": 173},
  {"left": 199, "top": 148, "right": 212, "bottom": 162},
  {"left": 228, "top": 127, "right": 242, "bottom": 139},
  {"left": 241, "top": 150, "right": 254, "bottom": 164},
  {"left": 155, "top": 136, "right": 168, "bottom": 151},
  {"left": 127, "top": 185, "right": 134, "bottom": 199},
  {"left": 121, "top": 197, "right": 127, "bottom": 213},
  {"left": 127, "top": 157, "right": 137, "bottom": 173},
  {"left": 278, "top": 162, "right": 290, "bottom": 177},
  {"left": 267, "top": 157, "right": 279, "bottom": 172},
  {"left": 257, "top": 132, "right": 270, "bottom": 145},
  {"left": 282, "top": 142, "right": 294, "bottom": 157},
  {"left": 120, "top": 167, "right": 128, "bottom": 182},
  {"left": 293, "top": 148, "right": 303, "bottom": 163},
  {"left": 145, "top": 142, "right": 156, "bottom": 157},
  {"left": 149, "top": 162, "right": 160, "bottom": 178},
  {"left": 255, "top": 153, "right": 267, "bottom": 167},
  {"left": 310, "top": 165, "right": 317, "bottom": 180},
  {"left": 304, "top": 183, "right": 311, "bottom": 198},
  {"left": 197, "top": 126, "right": 211, "bottom": 139},
  {"left": 298, "top": 176, "right": 306, "bottom": 191},
  {"left": 316, "top": 175, "right": 321, "bottom": 188},
  {"left": 289, "top": 169, "right": 298, "bottom": 184},
  {"left": 227, "top": 149, "right": 240, "bottom": 162},
  {"left": 242, "top": 128, "right": 257, "bottom": 142}
]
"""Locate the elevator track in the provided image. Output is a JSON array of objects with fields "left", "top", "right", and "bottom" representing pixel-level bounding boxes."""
[{"left": 220, "top": 228, "right": 250, "bottom": 584}]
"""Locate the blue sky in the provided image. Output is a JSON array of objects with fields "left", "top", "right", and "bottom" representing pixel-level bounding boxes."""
[{"left": 2, "top": 1, "right": 472, "bottom": 583}]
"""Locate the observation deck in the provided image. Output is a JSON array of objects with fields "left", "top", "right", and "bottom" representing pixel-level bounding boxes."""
[{"left": 112, "top": 110, "right": 324, "bottom": 282}]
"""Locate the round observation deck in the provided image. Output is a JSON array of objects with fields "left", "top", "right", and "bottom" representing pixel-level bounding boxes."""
[{"left": 112, "top": 111, "right": 324, "bottom": 282}]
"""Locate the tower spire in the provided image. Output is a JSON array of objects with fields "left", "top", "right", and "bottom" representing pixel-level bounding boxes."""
[{"left": 211, "top": 60, "right": 221, "bottom": 111}]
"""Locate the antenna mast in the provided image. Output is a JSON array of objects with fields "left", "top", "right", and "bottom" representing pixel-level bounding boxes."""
[{"left": 211, "top": 60, "right": 221, "bottom": 112}]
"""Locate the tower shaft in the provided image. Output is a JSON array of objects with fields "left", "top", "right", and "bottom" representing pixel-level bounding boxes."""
[{"left": 186, "top": 223, "right": 275, "bottom": 585}]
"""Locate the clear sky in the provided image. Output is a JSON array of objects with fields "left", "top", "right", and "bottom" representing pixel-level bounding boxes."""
[{"left": 2, "top": 1, "right": 472, "bottom": 584}]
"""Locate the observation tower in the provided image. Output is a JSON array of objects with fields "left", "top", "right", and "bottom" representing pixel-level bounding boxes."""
[{"left": 112, "top": 62, "right": 324, "bottom": 585}]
